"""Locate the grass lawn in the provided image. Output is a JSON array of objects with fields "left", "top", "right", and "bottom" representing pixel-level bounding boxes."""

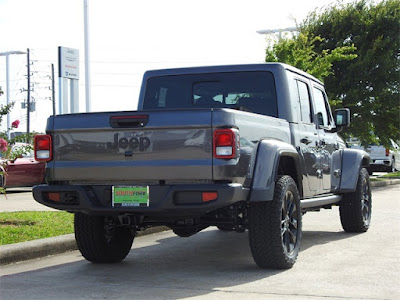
[
  {"left": 0, "top": 211, "right": 74, "bottom": 245},
  {"left": 378, "top": 171, "right": 400, "bottom": 178},
  {"left": 370, "top": 171, "right": 400, "bottom": 181}
]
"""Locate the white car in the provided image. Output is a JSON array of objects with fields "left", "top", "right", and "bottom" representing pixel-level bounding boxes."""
[{"left": 349, "top": 139, "right": 400, "bottom": 174}]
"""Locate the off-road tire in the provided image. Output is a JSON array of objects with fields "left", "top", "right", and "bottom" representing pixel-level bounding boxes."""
[
  {"left": 340, "top": 168, "right": 372, "bottom": 233},
  {"left": 248, "top": 175, "right": 302, "bottom": 269},
  {"left": 74, "top": 213, "right": 134, "bottom": 263}
]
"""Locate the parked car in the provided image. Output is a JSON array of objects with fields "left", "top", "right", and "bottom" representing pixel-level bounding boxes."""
[
  {"left": 349, "top": 139, "right": 400, "bottom": 174},
  {"left": 0, "top": 143, "right": 46, "bottom": 188}
]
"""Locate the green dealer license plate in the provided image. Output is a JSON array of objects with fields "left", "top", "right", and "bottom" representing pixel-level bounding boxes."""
[{"left": 112, "top": 186, "right": 149, "bottom": 207}]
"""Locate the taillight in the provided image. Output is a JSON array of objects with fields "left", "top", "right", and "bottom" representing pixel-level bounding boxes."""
[
  {"left": 385, "top": 148, "right": 390, "bottom": 156},
  {"left": 213, "top": 129, "right": 237, "bottom": 159},
  {"left": 34, "top": 135, "right": 52, "bottom": 162}
]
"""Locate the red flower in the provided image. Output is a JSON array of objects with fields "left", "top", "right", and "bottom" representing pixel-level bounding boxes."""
[
  {"left": 0, "top": 138, "right": 8, "bottom": 152},
  {"left": 11, "top": 120, "right": 20, "bottom": 129}
]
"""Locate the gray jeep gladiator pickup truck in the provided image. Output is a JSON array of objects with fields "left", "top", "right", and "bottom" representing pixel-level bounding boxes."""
[{"left": 33, "top": 63, "right": 371, "bottom": 269}]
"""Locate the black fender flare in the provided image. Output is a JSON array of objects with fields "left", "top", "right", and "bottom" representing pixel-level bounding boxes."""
[
  {"left": 249, "top": 140, "right": 302, "bottom": 201},
  {"left": 339, "top": 148, "right": 370, "bottom": 193}
]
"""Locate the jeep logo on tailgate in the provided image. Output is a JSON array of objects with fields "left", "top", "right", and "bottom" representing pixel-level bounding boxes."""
[{"left": 107, "top": 133, "right": 151, "bottom": 151}]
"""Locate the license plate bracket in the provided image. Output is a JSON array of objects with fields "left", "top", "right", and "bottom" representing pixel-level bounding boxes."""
[{"left": 112, "top": 186, "right": 149, "bottom": 207}]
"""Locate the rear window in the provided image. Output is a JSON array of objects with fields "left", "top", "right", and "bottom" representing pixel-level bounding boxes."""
[{"left": 143, "top": 71, "right": 278, "bottom": 117}]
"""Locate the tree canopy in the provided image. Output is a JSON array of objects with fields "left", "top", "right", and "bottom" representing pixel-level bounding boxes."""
[
  {"left": 265, "top": 31, "right": 357, "bottom": 83},
  {"left": 266, "top": 0, "right": 400, "bottom": 147}
]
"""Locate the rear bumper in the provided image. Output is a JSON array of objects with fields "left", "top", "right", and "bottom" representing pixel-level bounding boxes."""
[
  {"left": 369, "top": 159, "right": 392, "bottom": 171},
  {"left": 32, "top": 183, "right": 249, "bottom": 217},
  {"left": 371, "top": 159, "right": 392, "bottom": 165}
]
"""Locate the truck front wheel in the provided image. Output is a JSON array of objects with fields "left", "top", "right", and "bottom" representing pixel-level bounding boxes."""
[
  {"left": 74, "top": 213, "right": 134, "bottom": 263},
  {"left": 248, "top": 175, "right": 302, "bottom": 269},
  {"left": 339, "top": 167, "right": 372, "bottom": 232}
]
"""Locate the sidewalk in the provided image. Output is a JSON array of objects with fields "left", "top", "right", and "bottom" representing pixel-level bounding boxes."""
[
  {"left": 1, "top": 179, "right": 400, "bottom": 265},
  {"left": 0, "top": 187, "right": 56, "bottom": 212}
]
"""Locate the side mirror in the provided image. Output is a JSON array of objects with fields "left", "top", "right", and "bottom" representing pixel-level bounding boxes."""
[{"left": 335, "top": 108, "right": 350, "bottom": 132}]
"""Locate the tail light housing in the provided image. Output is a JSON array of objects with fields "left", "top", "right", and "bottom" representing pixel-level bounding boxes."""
[
  {"left": 385, "top": 148, "right": 390, "bottom": 156},
  {"left": 213, "top": 129, "right": 238, "bottom": 159},
  {"left": 34, "top": 135, "right": 52, "bottom": 162}
]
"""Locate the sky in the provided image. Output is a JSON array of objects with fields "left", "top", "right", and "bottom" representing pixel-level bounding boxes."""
[{"left": 0, "top": 0, "right": 352, "bottom": 134}]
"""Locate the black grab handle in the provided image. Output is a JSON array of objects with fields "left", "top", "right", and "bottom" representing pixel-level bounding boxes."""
[{"left": 109, "top": 115, "right": 149, "bottom": 128}]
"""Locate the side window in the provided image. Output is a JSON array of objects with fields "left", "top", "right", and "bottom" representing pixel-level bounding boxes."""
[
  {"left": 313, "top": 87, "right": 332, "bottom": 128},
  {"left": 295, "top": 80, "right": 312, "bottom": 123}
]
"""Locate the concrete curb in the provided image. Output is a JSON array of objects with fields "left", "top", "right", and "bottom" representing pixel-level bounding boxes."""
[
  {"left": 1, "top": 180, "right": 399, "bottom": 266},
  {"left": 370, "top": 179, "right": 400, "bottom": 188},
  {"left": 0, "top": 234, "right": 77, "bottom": 265}
]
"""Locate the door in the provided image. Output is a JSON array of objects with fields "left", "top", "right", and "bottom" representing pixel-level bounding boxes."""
[
  {"left": 294, "top": 79, "right": 322, "bottom": 196},
  {"left": 4, "top": 150, "right": 45, "bottom": 188},
  {"left": 312, "top": 86, "right": 337, "bottom": 192}
]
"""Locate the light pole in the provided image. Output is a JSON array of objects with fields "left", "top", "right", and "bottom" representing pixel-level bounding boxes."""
[
  {"left": 0, "top": 50, "right": 27, "bottom": 139},
  {"left": 84, "top": 0, "right": 91, "bottom": 112}
]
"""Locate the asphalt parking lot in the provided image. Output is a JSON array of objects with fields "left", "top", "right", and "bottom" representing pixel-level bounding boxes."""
[{"left": 0, "top": 183, "right": 399, "bottom": 299}]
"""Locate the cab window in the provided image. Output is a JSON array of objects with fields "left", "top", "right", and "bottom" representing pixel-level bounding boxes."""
[{"left": 295, "top": 80, "right": 312, "bottom": 123}]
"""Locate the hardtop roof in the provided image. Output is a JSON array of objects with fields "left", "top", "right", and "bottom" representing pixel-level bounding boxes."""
[{"left": 143, "top": 62, "right": 323, "bottom": 86}]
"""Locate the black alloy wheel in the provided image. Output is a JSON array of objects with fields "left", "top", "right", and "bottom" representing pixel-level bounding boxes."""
[
  {"left": 248, "top": 175, "right": 302, "bottom": 269},
  {"left": 281, "top": 189, "right": 300, "bottom": 257},
  {"left": 340, "top": 168, "right": 372, "bottom": 232}
]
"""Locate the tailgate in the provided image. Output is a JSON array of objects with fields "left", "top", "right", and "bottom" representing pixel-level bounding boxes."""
[
  {"left": 367, "top": 145, "right": 387, "bottom": 159},
  {"left": 49, "top": 110, "right": 213, "bottom": 183}
]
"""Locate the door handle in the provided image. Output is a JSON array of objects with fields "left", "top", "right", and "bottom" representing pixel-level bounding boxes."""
[{"left": 300, "top": 137, "right": 312, "bottom": 145}]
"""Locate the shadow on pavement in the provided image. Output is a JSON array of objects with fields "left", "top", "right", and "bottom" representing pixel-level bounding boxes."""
[
  {"left": 301, "top": 230, "right": 359, "bottom": 252},
  {"left": 0, "top": 226, "right": 362, "bottom": 299}
]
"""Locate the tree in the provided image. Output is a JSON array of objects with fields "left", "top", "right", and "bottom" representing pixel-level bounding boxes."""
[
  {"left": 266, "top": 31, "right": 357, "bottom": 82},
  {"left": 266, "top": 0, "right": 400, "bottom": 147}
]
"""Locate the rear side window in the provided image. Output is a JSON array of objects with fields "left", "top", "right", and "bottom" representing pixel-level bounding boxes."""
[
  {"left": 295, "top": 80, "right": 312, "bottom": 123},
  {"left": 143, "top": 71, "right": 278, "bottom": 117}
]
